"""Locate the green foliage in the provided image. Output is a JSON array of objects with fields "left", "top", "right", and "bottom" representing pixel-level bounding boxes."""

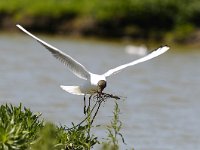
[
  {"left": 0, "top": 103, "right": 99, "bottom": 150},
  {"left": 184, "top": 0, "right": 200, "bottom": 26},
  {"left": 31, "top": 123, "right": 98, "bottom": 150},
  {"left": 0, "top": 0, "right": 200, "bottom": 26},
  {"left": 0, "top": 101, "right": 126, "bottom": 150},
  {"left": 61, "top": 124, "right": 98, "bottom": 150},
  {"left": 170, "top": 24, "right": 195, "bottom": 43},
  {"left": 31, "top": 123, "right": 60, "bottom": 150},
  {"left": 0, "top": 103, "right": 43, "bottom": 150},
  {"left": 102, "top": 102, "right": 125, "bottom": 150},
  {"left": 1, "top": 0, "right": 200, "bottom": 41}
]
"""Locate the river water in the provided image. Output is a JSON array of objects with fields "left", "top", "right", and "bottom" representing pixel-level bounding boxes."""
[{"left": 0, "top": 33, "right": 200, "bottom": 150}]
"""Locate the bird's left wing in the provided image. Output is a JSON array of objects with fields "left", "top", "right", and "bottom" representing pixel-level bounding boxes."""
[
  {"left": 103, "top": 46, "right": 169, "bottom": 77},
  {"left": 16, "top": 24, "right": 91, "bottom": 80}
]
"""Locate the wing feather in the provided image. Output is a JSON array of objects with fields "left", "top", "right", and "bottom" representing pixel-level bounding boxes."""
[
  {"left": 103, "top": 46, "right": 169, "bottom": 77},
  {"left": 16, "top": 24, "right": 90, "bottom": 80}
]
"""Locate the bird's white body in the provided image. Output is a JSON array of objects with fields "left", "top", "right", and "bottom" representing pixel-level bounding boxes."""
[
  {"left": 16, "top": 24, "right": 169, "bottom": 96},
  {"left": 61, "top": 73, "right": 106, "bottom": 95},
  {"left": 84, "top": 73, "right": 106, "bottom": 94}
]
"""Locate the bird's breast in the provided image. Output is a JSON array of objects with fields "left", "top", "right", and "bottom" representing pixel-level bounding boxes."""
[
  {"left": 80, "top": 73, "right": 106, "bottom": 94},
  {"left": 81, "top": 81, "right": 98, "bottom": 94}
]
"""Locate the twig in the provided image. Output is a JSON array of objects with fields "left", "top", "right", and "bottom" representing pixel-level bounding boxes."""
[
  {"left": 90, "top": 97, "right": 103, "bottom": 125},
  {"left": 68, "top": 92, "right": 121, "bottom": 130},
  {"left": 67, "top": 96, "right": 99, "bottom": 129}
]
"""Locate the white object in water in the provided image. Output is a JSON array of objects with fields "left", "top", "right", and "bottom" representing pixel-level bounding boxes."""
[
  {"left": 16, "top": 24, "right": 169, "bottom": 96},
  {"left": 125, "top": 45, "right": 148, "bottom": 56}
]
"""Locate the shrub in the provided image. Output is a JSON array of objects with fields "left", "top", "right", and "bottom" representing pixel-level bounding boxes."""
[
  {"left": 0, "top": 100, "right": 125, "bottom": 150},
  {"left": 0, "top": 103, "right": 43, "bottom": 150}
]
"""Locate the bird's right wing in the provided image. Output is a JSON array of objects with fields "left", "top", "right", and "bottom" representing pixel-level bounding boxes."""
[
  {"left": 103, "top": 46, "right": 169, "bottom": 77},
  {"left": 16, "top": 24, "right": 91, "bottom": 80}
]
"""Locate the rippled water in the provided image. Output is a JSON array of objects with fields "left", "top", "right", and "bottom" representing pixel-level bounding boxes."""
[{"left": 0, "top": 33, "right": 200, "bottom": 149}]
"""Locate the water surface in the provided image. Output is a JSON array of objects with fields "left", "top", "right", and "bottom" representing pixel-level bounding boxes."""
[{"left": 0, "top": 33, "right": 200, "bottom": 149}]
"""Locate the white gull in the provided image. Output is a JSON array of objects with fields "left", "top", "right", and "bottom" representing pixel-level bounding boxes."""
[{"left": 16, "top": 24, "right": 169, "bottom": 96}]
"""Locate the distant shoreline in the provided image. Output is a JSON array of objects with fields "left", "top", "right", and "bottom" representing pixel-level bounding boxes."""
[
  {"left": 0, "top": 0, "right": 200, "bottom": 45},
  {"left": 2, "top": 18, "right": 200, "bottom": 46}
]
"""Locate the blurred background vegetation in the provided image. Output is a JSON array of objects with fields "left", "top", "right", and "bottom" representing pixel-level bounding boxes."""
[{"left": 0, "top": 0, "right": 200, "bottom": 44}]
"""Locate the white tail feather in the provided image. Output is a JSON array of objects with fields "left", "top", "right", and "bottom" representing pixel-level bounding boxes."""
[{"left": 60, "top": 85, "right": 84, "bottom": 95}]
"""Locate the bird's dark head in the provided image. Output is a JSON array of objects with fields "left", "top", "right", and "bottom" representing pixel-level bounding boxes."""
[{"left": 97, "top": 80, "right": 107, "bottom": 93}]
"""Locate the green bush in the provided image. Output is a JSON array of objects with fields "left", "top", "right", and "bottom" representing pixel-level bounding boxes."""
[
  {"left": 0, "top": 104, "right": 43, "bottom": 150},
  {"left": 0, "top": 101, "right": 125, "bottom": 150},
  {"left": 0, "top": 104, "right": 99, "bottom": 150},
  {"left": 31, "top": 123, "right": 98, "bottom": 150}
]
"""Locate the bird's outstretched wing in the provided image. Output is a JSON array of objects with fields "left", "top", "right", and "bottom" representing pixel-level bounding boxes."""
[
  {"left": 103, "top": 46, "right": 169, "bottom": 77},
  {"left": 16, "top": 24, "right": 91, "bottom": 80}
]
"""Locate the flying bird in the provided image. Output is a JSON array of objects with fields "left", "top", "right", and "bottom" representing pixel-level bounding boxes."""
[{"left": 16, "top": 24, "right": 169, "bottom": 96}]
